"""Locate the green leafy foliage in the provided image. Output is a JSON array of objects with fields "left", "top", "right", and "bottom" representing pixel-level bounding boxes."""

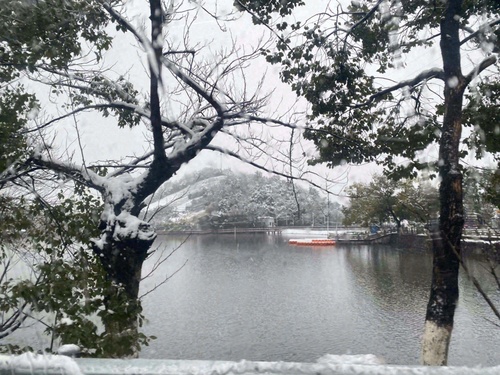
[
  {"left": 0, "top": 0, "right": 120, "bottom": 180},
  {"left": 0, "top": 186, "right": 152, "bottom": 357},
  {"left": 483, "top": 170, "right": 500, "bottom": 209},
  {"left": 235, "top": 0, "right": 305, "bottom": 25},
  {"left": 0, "top": 0, "right": 113, "bottom": 80},
  {"left": 462, "top": 78, "right": 500, "bottom": 209},
  {"left": 463, "top": 79, "right": 500, "bottom": 158},
  {"left": 0, "top": 86, "right": 37, "bottom": 174},
  {"left": 463, "top": 169, "right": 500, "bottom": 219},
  {"left": 246, "top": 0, "right": 500, "bottom": 179},
  {"left": 342, "top": 175, "right": 439, "bottom": 227},
  {"left": 0, "top": 0, "right": 141, "bottom": 176}
]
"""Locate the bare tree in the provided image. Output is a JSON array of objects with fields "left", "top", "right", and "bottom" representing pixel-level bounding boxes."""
[{"left": 4, "top": 0, "right": 320, "bottom": 356}]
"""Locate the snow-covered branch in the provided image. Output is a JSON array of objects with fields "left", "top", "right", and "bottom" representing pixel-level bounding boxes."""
[
  {"left": 29, "top": 154, "right": 105, "bottom": 193},
  {"left": 357, "top": 68, "right": 445, "bottom": 108},
  {"left": 162, "top": 58, "right": 226, "bottom": 116},
  {"left": 102, "top": 1, "right": 152, "bottom": 53},
  {"left": 465, "top": 55, "right": 498, "bottom": 84},
  {"left": 460, "top": 17, "right": 500, "bottom": 51}
]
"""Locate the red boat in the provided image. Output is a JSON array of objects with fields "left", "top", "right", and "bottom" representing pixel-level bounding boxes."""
[{"left": 288, "top": 238, "right": 336, "bottom": 246}]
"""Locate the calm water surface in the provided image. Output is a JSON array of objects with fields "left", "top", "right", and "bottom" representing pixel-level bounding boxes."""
[{"left": 140, "top": 234, "right": 500, "bottom": 366}]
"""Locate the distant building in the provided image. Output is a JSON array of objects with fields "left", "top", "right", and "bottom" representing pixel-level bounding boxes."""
[{"left": 258, "top": 216, "right": 275, "bottom": 227}]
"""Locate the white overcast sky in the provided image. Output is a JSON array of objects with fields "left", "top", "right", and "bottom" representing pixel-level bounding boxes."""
[
  {"left": 31, "top": 0, "right": 370, "bottom": 203},
  {"left": 35, "top": 0, "right": 498, "bottom": 204}
]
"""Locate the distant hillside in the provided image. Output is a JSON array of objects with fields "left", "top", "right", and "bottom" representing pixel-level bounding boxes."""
[
  {"left": 143, "top": 168, "right": 342, "bottom": 229},
  {"left": 143, "top": 173, "right": 228, "bottom": 224}
]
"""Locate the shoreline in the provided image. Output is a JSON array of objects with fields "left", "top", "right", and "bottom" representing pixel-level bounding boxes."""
[{"left": 156, "top": 228, "right": 499, "bottom": 256}]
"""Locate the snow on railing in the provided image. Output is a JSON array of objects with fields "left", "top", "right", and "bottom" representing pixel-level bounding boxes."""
[{"left": 1, "top": 353, "right": 500, "bottom": 375}]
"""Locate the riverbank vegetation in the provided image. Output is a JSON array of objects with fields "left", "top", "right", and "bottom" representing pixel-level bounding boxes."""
[
  {"left": 342, "top": 175, "right": 439, "bottom": 230},
  {"left": 342, "top": 172, "right": 500, "bottom": 231}
]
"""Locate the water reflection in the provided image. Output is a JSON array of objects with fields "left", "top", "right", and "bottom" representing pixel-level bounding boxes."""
[
  {"left": 140, "top": 234, "right": 499, "bottom": 366},
  {"left": 342, "top": 246, "right": 433, "bottom": 363}
]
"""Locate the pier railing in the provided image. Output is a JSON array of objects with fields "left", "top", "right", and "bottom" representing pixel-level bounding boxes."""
[
  {"left": 157, "top": 227, "right": 282, "bottom": 235},
  {"left": 157, "top": 225, "right": 369, "bottom": 235}
]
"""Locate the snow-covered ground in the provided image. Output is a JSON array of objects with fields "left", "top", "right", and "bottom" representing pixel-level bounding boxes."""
[{"left": 2, "top": 353, "right": 500, "bottom": 375}]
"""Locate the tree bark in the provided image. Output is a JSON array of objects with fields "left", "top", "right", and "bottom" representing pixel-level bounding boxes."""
[
  {"left": 84, "top": 0, "right": 229, "bottom": 356},
  {"left": 422, "top": 0, "right": 465, "bottom": 366},
  {"left": 92, "top": 201, "right": 156, "bottom": 358}
]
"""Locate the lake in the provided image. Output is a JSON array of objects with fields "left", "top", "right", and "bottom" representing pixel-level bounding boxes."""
[{"left": 139, "top": 233, "right": 500, "bottom": 366}]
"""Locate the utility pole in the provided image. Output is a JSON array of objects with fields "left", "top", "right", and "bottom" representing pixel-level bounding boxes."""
[{"left": 326, "top": 181, "right": 330, "bottom": 232}]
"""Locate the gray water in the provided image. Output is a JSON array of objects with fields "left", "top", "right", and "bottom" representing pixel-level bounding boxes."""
[{"left": 140, "top": 234, "right": 500, "bottom": 366}]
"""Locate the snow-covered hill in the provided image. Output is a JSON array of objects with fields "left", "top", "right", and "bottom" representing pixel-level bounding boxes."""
[
  {"left": 143, "top": 174, "right": 228, "bottom": 224},
  {"left": 142, "top": 169, "right": 342, "bottom": 229}
]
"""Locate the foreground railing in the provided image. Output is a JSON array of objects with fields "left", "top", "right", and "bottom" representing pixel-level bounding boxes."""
[{"left": 1, "top": 354, "right": 499, "bottom": 375}]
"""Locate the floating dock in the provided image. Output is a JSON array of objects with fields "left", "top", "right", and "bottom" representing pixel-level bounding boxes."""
[{"left": 289, "top": 239, "right": 336, "bottom": 246}]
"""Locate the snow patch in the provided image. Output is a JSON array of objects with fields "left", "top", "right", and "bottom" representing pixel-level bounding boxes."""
[
  {"left": 60, "top": 317, "right": 74, "bottom": 326},
  {"left": 72, "top": 357, "right": 500, "bottom": 375},
  {"left": 113, "top": 212, "right": 156, "bottom": 242},
  {"left": 0, "top": 353, "right": 82, "bottom": 375},
  {"left": 57, "top": 344, "right": 81, "bottom": 357},
  {"left": 3, "top": 355, "right": 500, "bottom": 375},
  {"left": 447, "top": 76, "right": 459, "bottom": 88},
  {"left": 316, "top": 354, "right": 385, "bottom": 365},
  {"left": 463, "top": 238, "right": 500, "bottom": 244},
  {"left": 91, "top": 236, "right": 105, "bottom": 251},
  {"left": 102, "top": 173, "right": 145, "bottom": 207}
]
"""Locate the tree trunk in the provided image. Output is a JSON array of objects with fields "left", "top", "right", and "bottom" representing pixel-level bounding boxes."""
[
  {"left": 422, "top": 0, "right": 465, "bottom": 365},
  {"left": 93, "top": 211, "right": 156, "bottom": 358}
]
